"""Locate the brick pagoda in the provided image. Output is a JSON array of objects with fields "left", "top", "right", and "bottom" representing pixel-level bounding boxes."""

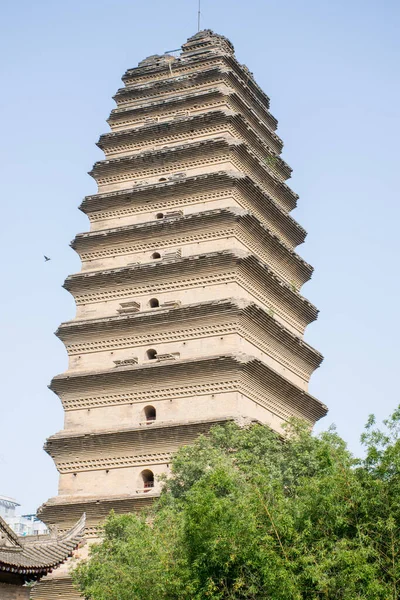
[{"left": 34, "top": 30, "right": 327, "bottom": 599}]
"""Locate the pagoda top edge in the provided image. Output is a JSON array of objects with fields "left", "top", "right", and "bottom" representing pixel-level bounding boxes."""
[
  {"left": 137, "top": 30, "right": 235, "bottom": 69},
  {"left": 120, "top": 29, "right": 272, "bottom": 113},
  {"left": 124, "top": 29, "right": 255, "bottom": 86}
]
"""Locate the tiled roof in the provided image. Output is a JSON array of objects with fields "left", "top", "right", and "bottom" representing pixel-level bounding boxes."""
[{"left": 0, "top": 514, "right": 85, "bottom": 577}]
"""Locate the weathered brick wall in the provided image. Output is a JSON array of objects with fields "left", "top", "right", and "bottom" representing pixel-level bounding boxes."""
[{"left": 0, "top": 582, "right": 30, "bottom": 600}]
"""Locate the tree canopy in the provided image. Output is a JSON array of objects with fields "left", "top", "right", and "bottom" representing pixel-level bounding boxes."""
[{"left": 73, "top": 408, "right": 400, "bottom": 599}]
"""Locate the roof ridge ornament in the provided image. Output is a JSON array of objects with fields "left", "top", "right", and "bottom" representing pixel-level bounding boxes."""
[{"left": 0, "top": 516, "right": 22, "bottom": 550}]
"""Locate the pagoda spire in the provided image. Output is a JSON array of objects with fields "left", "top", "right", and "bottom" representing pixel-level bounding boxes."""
[{"left": 197, "top": 0, "right": 201, "bottom": 32}]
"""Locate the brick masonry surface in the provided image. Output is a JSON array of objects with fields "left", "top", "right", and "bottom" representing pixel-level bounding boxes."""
[{"left": 0, "top": 582, "right": 30, "bottom": 600}]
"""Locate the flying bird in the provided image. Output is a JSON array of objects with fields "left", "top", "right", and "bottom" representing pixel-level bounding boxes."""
[{"left": 44, "top": 255, "right": 51, "bottom": 262}]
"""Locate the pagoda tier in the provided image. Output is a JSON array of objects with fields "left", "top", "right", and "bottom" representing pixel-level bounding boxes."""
[
  {"left": 72, "top": 208, "right": 312, "bottom": 286},
  {"left": 111, "top": 91, "right": 278, "bottom": 149},
  {"left": 117, "top": 60, "right": 274, "bottom": 117},
  {"left": 89, "top": 138, "right": 297, "bottom": 211},
  {"left": 54, "top": 300, "right": 322, "bottom": 399},
  {"left": 48, "top": 354, "right": 325, "bottom": 422},
  {"left": 98, "top": 111, "right": 289, "bottom": 178},
  {"left": 44, "top": 418, "right": 240, "bottom": 497},
  {"left": 64, "top": 251, "right": 317, "bottom": 336},
  {"left": 108, "top": 87, "right": 281, "bottom": 152},
  {"left": 80, "top": 172, "right": 306, "bottom": 249},
  {"left": 35, "top": 30, "right": 326, "bottom": 600},
  {"left": 56, "top": 299, "right": 322, "bottom": 386}
]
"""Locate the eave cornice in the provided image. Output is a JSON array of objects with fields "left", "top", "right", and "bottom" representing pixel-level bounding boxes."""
[
  {"left": 80, "top": 170, "right": 234, "bottom": 212},
  {"left": 38, "top": 494, "right": 154, "bottom": 527},
  {"left": 108, "top": 86, "right": 222, "bottom": 121},
  {"left": 51, "top": 354, "right": 240, "bottom": 393},
  {"left": 57, "top": 298, "right": 237, "bottom": 336},
  {"left": 100, "top": 108, "right": 235, "bottom": 148},
  {"left": 45, "top": 417, "right": 234, "bottom": 460},
  {"left": 89, "top": 136, "right": 234, "bottom": 178},
  {"left": 37, "top": 492, "right": 155, "bottom": 529}
]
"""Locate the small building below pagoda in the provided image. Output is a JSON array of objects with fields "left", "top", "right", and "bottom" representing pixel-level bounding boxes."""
[{"left": 0, "top": 514, "right": 85, "bottom": 599}]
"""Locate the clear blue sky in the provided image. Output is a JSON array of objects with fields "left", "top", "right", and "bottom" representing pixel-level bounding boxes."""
[{"left": 0, "top": 0, "right": 399, "bottom": 515}]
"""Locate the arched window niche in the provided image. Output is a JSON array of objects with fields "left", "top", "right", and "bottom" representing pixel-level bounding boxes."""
[
  {"left": 146, "top": 348, "right": 158, "bottom": 360},
  {"left": 143, "top": 405, "right": 156, "bottom": 424},
  {"left": 151, "top": 252, "right": 161, "bottom": 260},
  {"left": 149, "top": 298, "right": 159, "bottom": 308},
  {"left": 140, "top": 469, "right": 154, "bottom": 493}
]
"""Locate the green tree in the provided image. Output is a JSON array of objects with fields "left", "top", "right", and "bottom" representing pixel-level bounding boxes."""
[{"left": 73, "top": 408, "right": 400, "bottom": 599}]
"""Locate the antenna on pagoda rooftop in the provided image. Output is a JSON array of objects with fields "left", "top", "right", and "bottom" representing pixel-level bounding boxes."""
[{"left": 197, "top": 0, "right": 201, "bottom": 32}]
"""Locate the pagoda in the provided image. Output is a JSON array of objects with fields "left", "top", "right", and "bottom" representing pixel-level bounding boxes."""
[{"left": 34, "top": 30, "right": 327, "bottom": 599}]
